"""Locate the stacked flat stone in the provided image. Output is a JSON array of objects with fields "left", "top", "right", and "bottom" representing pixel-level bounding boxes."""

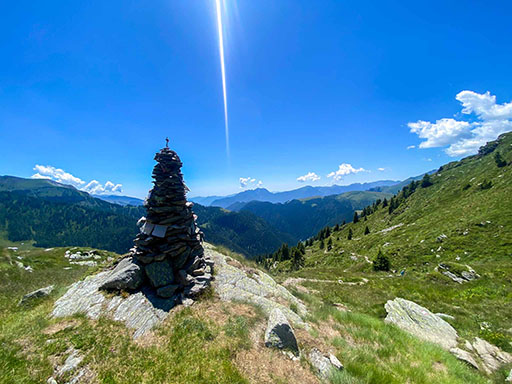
[{"left": 130, "top": 147, "right": 213, "bottom": 300}]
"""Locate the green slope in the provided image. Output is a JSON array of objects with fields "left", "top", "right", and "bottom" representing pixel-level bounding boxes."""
[{"left": 264, "top": 132, "right": 512, "bottom": 381}]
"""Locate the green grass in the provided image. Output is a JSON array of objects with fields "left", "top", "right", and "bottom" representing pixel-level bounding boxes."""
[
  {"left": 267, "top": 133, "right": 512, "bottom": 382},
  {"left": 0, "top": 244, "right": 260, "bottom": 384}
]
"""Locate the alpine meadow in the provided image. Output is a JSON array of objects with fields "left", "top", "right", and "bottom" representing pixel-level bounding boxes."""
[{"left": 1, "top": 1, "right": 512, "bottom": 384}]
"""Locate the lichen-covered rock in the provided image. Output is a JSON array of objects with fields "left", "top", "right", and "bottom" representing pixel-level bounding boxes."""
[
  {"left": 264, "top": 308, "right": 299, "bottom": 356},
  {"left": 99, "top": 256, "right": 143, "bottom": 291},
  {"left": 384, "top": 298, "right": 458, "bottom": 350},
  {"left": 19, "top": 285, "right": 54, "bottom": 305},
  {"left": 308, "top": 348, "right": 343, "bottom": 380},
  {"left": 208, "top": 246, "right": 307, "bottom": 328},
  {"left": 145, "top": 260, "right": 175, "bottom": 288}
]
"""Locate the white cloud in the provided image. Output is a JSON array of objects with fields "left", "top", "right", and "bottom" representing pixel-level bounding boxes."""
[
  {"left": 257, "top": 180, "right": 263, "bottom": 188},
  {"left": 406, "top": 145, "right": 416, "bottom": 150},
  {"left": 327, "top": 163, "right": 366, "bottom": 181},
  {"left": 31, "top": 165, "right": 122, "bottom": 195},
  {"left": 32, "top": 165, "right": 85, "bottom": 187},
  {"left": 239, "top": 177, "right": 256, "bottom": 188},
  {"left": 456, "top": 90, "right": 512, "bottom": 120},
  {"left": 83, "top": 180, "right": 123, "bottom": 195},
  {"left": 297, "top": 172, "right": 321, "bottom": 182},
  {"left": 408, "top": 90, "right": 512, "bottom": 157},
  {"left": 408, "top": 119, "right": 472, "bottom": 148},
  {"left": 377, "top": 168, "right": 385, "bottom": 172}
]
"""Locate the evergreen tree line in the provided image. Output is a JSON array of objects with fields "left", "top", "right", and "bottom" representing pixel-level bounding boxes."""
[{"left": 257, "top": 241, "right": 306, "bottom": 270}]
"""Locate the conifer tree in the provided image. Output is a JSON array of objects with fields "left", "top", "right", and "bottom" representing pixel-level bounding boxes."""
[
  {"left": 495, "top": 151, "right": 506, "bottom": 167},
  {"left": 373, "top": 249, "right": 390, "bottom": 271},
  {"left": 353, "top": 212, "right": 359, "bottom": 223},
  {"left": 319, "top": 239, "right": 325, "bottom": 249},
  {"left": 347, "top": 228, "right": 353, "bottom": 240},
  {"left": 364, "top": 225, "right": 370, "bottom": 235},
  {"left": 421, "top": 173, "right": 433, "bottom": 188},
  {"left": 382, "top": 198, "right": 388, "bottom": 207},
  {"left": 327, "top": 237, "right": 333, "bottom": 251},
  {"left": 291, "top": 248, "right": 305, "bottom": 270},
  {"left": 334, "top": 224, "right": 340, "bottom": 231}
]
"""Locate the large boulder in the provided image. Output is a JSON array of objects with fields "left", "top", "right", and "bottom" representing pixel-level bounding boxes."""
[
  {"left": 308, "top": 348, "right": 343, "bottom": 380},
  {"left": 19, "top": 285, "right": 54, "bottom": 305},
  {"left": 384, "top": 298, "right": 458, "bottom": 350},
  {"left": 99, "top": 257, "right": 143, "bottom": 291},
  {"left": 264, "top": 308, "right": 299, "bottom": 356}
]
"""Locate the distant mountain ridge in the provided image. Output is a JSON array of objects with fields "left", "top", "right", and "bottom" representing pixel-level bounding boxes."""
[
  {"left": 191, "top": 180, "right": 399, "bottom": 209},
  {"left": 93, "top": 194, "right": 144, "bottom": 206}
]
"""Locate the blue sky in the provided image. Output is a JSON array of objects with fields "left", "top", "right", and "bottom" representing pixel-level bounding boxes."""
[{"left": 1, "top": 1, "right": 511, "bottom": 198}]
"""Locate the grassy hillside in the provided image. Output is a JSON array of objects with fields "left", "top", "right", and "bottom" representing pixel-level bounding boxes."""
[
  {"left": 240, "top": 190, "right": 392, "bottom": 242},
  {"left": 263, "top": 132, "right": 512, "bottom": 382},
  {"left": 1, "top": 241, "right": 496, "bottom": 384}
]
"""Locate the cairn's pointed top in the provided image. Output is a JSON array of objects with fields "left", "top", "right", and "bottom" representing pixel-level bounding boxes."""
[{"left": 165, "top": 137, "right": 169, "bottom": 148}]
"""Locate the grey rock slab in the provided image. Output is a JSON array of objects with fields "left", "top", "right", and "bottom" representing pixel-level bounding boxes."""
[
  {"left": 471, "top": 337, "right": 512, "bottom": 374},
  {"left": 52, "top": 271, "right": 174, "bottom": 339},
  {"left": 450, "top": 347, "right": 479, "bottom": 370},
  {"left": 208, "top": 248, "right": 308, "bottom": 328},
  {"left": 308, "top": 348, "right": 343, "bottom": 380},
  {"left": 19, "top": 285, "right": 54, "bottom": 305},
  {"left": 384, "top": 298, "right": 458, "bottom": 350},
  {"left": 506, "top": 368, "right": 512, "bottom": 382},
  {"left": 99, "top": 256, "right": 143, "bottom": 291},
  {"left": 264, "top": 308, "right": 299, "bottom": 356}
]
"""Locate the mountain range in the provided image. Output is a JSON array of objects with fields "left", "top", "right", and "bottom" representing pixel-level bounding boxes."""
[{"left": 190, "top": 180, "right": 399, "bottom": 208}]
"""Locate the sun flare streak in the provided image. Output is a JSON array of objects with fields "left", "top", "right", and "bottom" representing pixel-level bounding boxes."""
[{"left": 215, "top": 0, "right": 229, "bottom": 157}]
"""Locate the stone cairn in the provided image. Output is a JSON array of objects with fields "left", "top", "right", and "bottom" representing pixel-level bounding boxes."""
[{"left": 100, "top": 145, "right": 213, "bottom": 304}]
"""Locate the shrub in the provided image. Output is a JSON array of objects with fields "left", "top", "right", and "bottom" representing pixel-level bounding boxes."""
[{"left": 479, "top": 180, "right": 492, "bottom": 190}]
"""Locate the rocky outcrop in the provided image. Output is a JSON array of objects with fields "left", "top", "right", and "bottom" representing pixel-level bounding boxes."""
[
  {"left": 384, "top": 298, "right": 458, "bottom": 350},
  {"left": 209, "top": 246, "right": 307, "bottom": 327},
  {"left": 385, "top": 298, "right": 512, "bottom": 374},
  {"left": 52, "top": 271, "right": 173, "bottom": 338},
  {"left": 264, "top": 308, "right": 299, "bottom": 356},
  {"left": 438, "top": 263, "right": 479, "bottom": 284},
  {"left": 308, "top": 348, "right": 343, "bottom": 380},
  {"left": 19, "top": 285, "right": 54, "bottom": 305},
  {"left": 468, "top": 337, "right": 512, "bottom": 374},
  {"left": 99, "top": 256, "right": 143, "bottom": 291}
]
